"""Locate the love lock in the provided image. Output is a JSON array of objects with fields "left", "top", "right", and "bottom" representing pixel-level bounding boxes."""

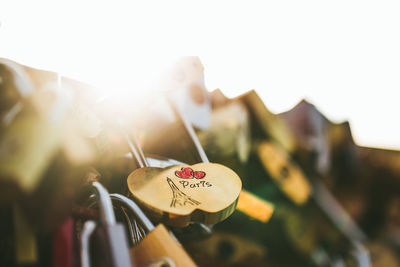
[
  {"left": 127, "top": 163, "right": 242, "bottom": 227},
  {"left": 109, "top": 193, "right": 197, "bottom": 267},
  {"left": 123, "top": 129, "right": 242, "bottom": 228},
  {"left": 258, "top": 141, "right": 312, "bottom": 205},
  {"left": 80, "top": 182, "right": 132, "bottom": 267},
  {"left": 128, "top": 155, "right": 213, "bottom": 241}
]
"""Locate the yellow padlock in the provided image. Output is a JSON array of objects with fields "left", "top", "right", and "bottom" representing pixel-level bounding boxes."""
[{"left": 110, "top": 194, "right": 197, "bottom": 267}]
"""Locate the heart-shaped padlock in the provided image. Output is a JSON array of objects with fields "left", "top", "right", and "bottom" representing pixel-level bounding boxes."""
[{"left": 127, "top": 163, "right": 242, "bottom": 227}]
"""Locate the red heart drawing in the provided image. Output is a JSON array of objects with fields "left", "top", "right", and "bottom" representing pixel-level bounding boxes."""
[
  {"left": 193, "top": 171, "right": 206, "bottom": 179},
  {"left": 175, "top": 167, "right": 194, "bottom": 179}
]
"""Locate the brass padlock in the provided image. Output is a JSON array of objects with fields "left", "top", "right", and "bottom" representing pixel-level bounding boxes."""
[
  {"left": 142, "top": 155, "right": 274, "bottom": 224},
  {"left": 0, "top": 61, "right": 71, "bottom": 194},
  {"left": 236, "top": 90, "right": 295, "bottom": 152},
  {"left": 110, "top": 194, "right": 197, "bottom": 267},
  {"left": 124, "top": 131, "right": 242, "bottom": 227},
  {"left": 258, "top": 141, "right": 312, "bottom": 205}
]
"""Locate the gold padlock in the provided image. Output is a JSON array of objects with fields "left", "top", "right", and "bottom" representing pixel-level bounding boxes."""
[
  {"left": 236, "top": 90, "right": 295, "bottom": 153},
  {"left": 124, "top": 129, "right": 242, "bottom": 227},
  {"left": 110, "top": 194, "right": 197, "bottom": 267},
  {"left": 0, "top": 68, "right": 70, "bottom": 193},
  {"left": 258, "top": 141, "right": 312, "bottom": 205}
]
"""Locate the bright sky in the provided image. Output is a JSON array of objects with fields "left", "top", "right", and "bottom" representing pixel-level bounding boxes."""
[{"left": 1, "top": 0, "right": 399, "bottom": 149}]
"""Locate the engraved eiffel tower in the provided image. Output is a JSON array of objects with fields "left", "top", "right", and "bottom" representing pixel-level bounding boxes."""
[{"left": 167, "top": 177, "right": 201, "bottom": 208}]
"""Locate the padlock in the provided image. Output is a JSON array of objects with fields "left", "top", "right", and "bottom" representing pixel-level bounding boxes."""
[
  {"left": 129, "top": 155, "right": 213, "bottom": 241},
  {"left": 87, "top": 181, "right": 132, "bottom": 267},
  {"left": 13, "top": 204, "right": 38, "bottom": 266},
  {"left": 184, "top": 231, "right": 267, "bottom": 266},
  {"left": 235, "top": 90, "right": 295, "bottom": 152},
  {"left": 80, "top": 220, "right": 96, "bottom": 267},
  {"left": 196, "top": 100, "right": 251, "bottom": 164},
  {"left": 258, "top": 141, "right": 312, "bottom": 205},
  {"left": 0, "top": 66, "right": 71, "bottom": 195},
  {"left": 129, "top": 99, "right": 273, "bottom": 227},
  {"left": 124, "top": 129, "right": 242, "bottom": 227},
  {"left": 280, "top": 99, "right": 400, "bottom": 245},
  {"left": 0, "top": 58, "right": 33, "bottom": 124},
  {"left": 52, "top": 217, "right": 76, "bottom": 267},
  {"left": 110, "top": 193, "right": 197, "bottom": 267},
  {"left": 167, "top": 57, "right": 211, "bottom": 131},
  {"left": 182, "top": 89, "right": 372, "bottom": 265},
  {"left": 140, "top": 153, "right": 274, "bottom": 249},
  {"left": 278, "top": 99, "right": 332, "bottom": 174},
  {"left": 168, "top": 98, "right": 274, "bottom": 224}
]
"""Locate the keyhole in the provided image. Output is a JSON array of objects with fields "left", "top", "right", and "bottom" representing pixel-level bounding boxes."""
[
  {"left": 217, "top": 240, "right": 235, "bottom": 261},
  {"left": 279, "top": 166, "right": 290, "bottom": 180},
  {"left": 147, "top": 257, "right": 175, "bottom": 267}
]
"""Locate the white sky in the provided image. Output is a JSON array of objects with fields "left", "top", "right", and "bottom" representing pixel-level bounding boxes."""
[{"left": 1, "top": 0, "right": 400, "bottom": 149}]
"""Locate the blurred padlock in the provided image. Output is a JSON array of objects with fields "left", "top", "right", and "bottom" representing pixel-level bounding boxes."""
[
  {"left": 0, "top": 58, "right": 33, "bottom": 123},
  {"left": 13, "top": 204, "right": 38, "bottom": 266},
  {"left": 279, "top": 98, "right": 400, "bottom": 245},
  {"left": 52, "top": 217, "right": 76, "bottom": 267},
  {"left": 184, "top": 231, "right": 267, "bottom": 266},
  {"left": 0, "top": 60, "right": 99, "bottom": 234},
  {"left": 110, "top": 193, "right": 197, "bottom": 267},
  {"left": 80, "top": 220, "right": 96, "bottom": 267},
  {"left": 0, "top": 70, "right": 71, "bottom": 196},
  {"left": 197, "top": 100, "right": 251, "bottom": 164},
  {"left": 236, "top": 90, "right": 295, "bottom": 153},
  {"left": 279, "top": 99, "right": 332, "bottom": 175},
  {"left": 193, "top": 89, "right": 373, "bottom": 265},
  {"left": 167, "top": 57, "right": 211, "bottom": 131},
  {"left": 258, "top": 141, "right": 312, "bottom": 205},
  {"left": 88, "top": 182, "right": 132, "bottom": 267}
]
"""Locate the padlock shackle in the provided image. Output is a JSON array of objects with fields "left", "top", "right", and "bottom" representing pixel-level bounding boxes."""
[
  {"left": 167, "top": 96, "right": 209, "bottom": 164},
  {"left": 110, "top": 193, "right": 155, "bottom": 232},
  {"left": 92, "top": 182, "right": 116, "bottom": 225},
  {"left": 124, "top": 132, "right": 149, "bottom": 168},
  {"left": 80, "top": 220, "right": 96, "bottom": 267}
]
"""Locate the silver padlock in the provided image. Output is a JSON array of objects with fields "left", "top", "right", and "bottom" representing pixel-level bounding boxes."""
[{"left": 81, "top": 182, "right": 132, "bottom": 267}]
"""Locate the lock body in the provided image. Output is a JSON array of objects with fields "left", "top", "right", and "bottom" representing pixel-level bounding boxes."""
[
  {"left": 91, "top": 223, "right": 132, "bottom": 267},
  {"left": 131, "top": 224, "right": 197, "bottom": 267}
]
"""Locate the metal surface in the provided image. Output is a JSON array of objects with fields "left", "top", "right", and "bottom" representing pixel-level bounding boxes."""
[
  {"left": 313, "top": 180, "right": 370, "bottom": 267},
  {"left": 80, "top": 220, "right": 96, "bottom": 267},
  {"left": 124, "top": 132, "right": 149, "bottom": 168},
  {"left": 110, "top": 193, "right": 155, "bottom": 232},
  {"left": 121, "top": 206, "right": 146, "bottom": 245},
  {"left": 168, "top": 98, "right": 210, "bottom": 163},
  {"left": 92, "top": 181, "right": 116, "bottom": 225}
]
